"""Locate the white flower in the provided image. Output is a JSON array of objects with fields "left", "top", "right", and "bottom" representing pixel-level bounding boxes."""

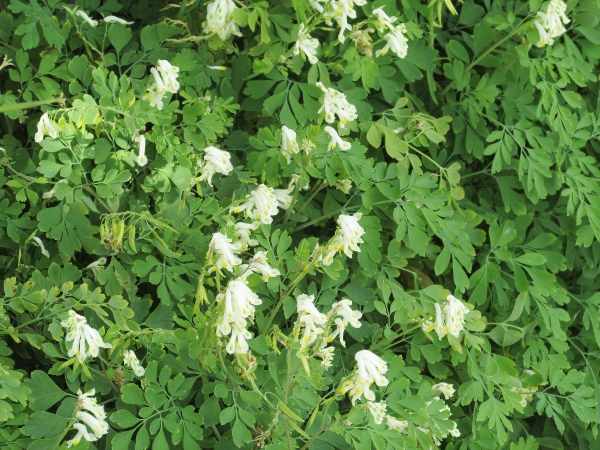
[
  {"left": 293, "top": 24, "right": 319, "bottom": 65},
  {"left": 234, "top": 221, "right": 260, "bottom": 250},
  {"left": 103, "top": 15, "right": 134, "bottom": 25},
  {"left": 449, "top": 422, "right": 460, "bottom": 437},
  {"left": 76, "top": 411, "right": 109, "bottom": 438},
  {"left": 376, "top": 24, "right": 409, "bottom": 59},
  {"left": 511, "top": 386, "right": 538, "bottom": 408},
  {"left": 230, "top": 184, "right": 280, "bottom": 225},
  {"left": 151, "top": 60, "right": 180, "bottom": 94},
  {"left": 207, "top": 65, "right": 228, "bottom": 71},
  {"left": 386, "top": 415, "right": 409, "bottom": 433},
  {"left": 327, "top": 299, "right": 362, "bottom": 346},
  {"left": 66, "top": 388, "right": 110, "bottom": 446},
  {"left": 143, "top": 84, "right": 165, "bottom": 110},
  {"left": 273, "top": 175, "right": 299, "bottom": 210},
  {"left": 35, "top": 113, "right": 59, "bottom": 142},
  {"left": 198, "top": 146, "right": 233, "bottom": 185},
  {"left": 281, "top": 126, "right": 300, "bottom": 163},
  {"left": 367, "top": 402, "right": 387, "bottom": 424},
  {"left": 204, "top": 0, "right": 243, "bottom": 40},
  {"left": 241, "top": 251, "right": 280, "bottom": 281},
  {"left": 296, "top": 294, "right": 328, "bottom": 350},
  {"left": 136, "top": 135, "right": 148, "bottom": 167},
  {"left": 316, "top": 0, "right": 367, "bottom": 43},
  {"left": 123, "top": 350, "right": 145, "bottom": 377},
  {"left": 315, "top": 345, "right": 335, "bottom": 368},
  {"left": 66, "top": 422, "right": 97, "bottom": 447},
  {"left": 432, "top": 382, "right": 455, "bottom": 400},
  {"left": 322, "top": 213, "right": 365, "bottom": 266},
  {"left": 61, "top": 310, "right": 112, "bottom": 363},
  {"left": 316, "top": 82, "right": 358, "bottom": 128},
  {"left": 76, "top": 10, "right": 98, "bottom": 27},
  {"left": 208, "top": 232, "right": 243, "bottom": 272},
  {"left": 335, "top": 179, "right": 352, "bottom": 194},
  {"left": 77, "top": 389, "right": 106, "bottom": 420},
  {"left": 324, "top": 126, "right": 352, "bottom": 151},
  {"left": 32, "top": 236, "right": 50, "bottom": 258},
  {"left": 339, "top": 350, "right": 388, "bottom": 405},
  {"left": 533, "top": 0, "right": 569, "bottom": 47},
  {"left": 372, "top": 8, "right": 397, "bottom": 33},
  {"left": 216, "top": 278, "right": 262, "bottom": 354},
  {"left": 444, "top": 294, "right": 470, "bottom": 338},
  {"left": 533, "top": 20, "right": 554, "bottom": 47}
]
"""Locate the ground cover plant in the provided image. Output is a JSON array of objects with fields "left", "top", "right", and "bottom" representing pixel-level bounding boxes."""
[{"left": 0, "top": 0, "right": 599, "bottom": 449}]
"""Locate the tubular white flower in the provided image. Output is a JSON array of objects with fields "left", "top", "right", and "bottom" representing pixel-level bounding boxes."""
[
  {"left": 35, "top": 113, "right": 59, "bottom": 142},
  {"left": 103, "top": 15, "right": 134, "bottom": 25},
  {"left": 69, "top": 390, "right": 110, "bottom": 443},
  {"left": 372, "top": 8, "right": 397, "bottom": 33},
  {"left": 296, "top": 294, "right": 328, "bottom": 350},
  {"left": 136, "top": 135, "right": 148, "bottom": 167},
  {"left": 32, "top": 236, "right": 50, "bottom": 258},
  {"left": 533, "top": 0, "right": 569, "bottom": 47},
  {"left": 241, "top": 251, "right": 280, "bottom": 281},
  {"left": 76, "top": 411, "right": 109, "bottom": 438},
  {"left": 324, "top": 126, "right": 352, "bottom": 151},
  {"left": 316, "top": 82, "right": 358, "bottom": 128},
  {"left": 432, "top": 382, "right": 455, "bottom": 400},
  {"left": 123, "top": 350, "right": 145, "bottom": 377},
  {"left": 534, "top": 19, "right": 554, "bottom": 47},
  {"left": 376, "top": 24, "right": 409, "bottom": 59},
  {"left": 444, "top": 294, "right": 470, "bottom": 338},
  {"left": 151, "top": 60, "right": 180, "bottom": 94},
  {"left": 367, "top": 402, "right": 387, "bottom": 424},
  {"left": 315, "top": 345, "right": 335, "bottom": 368},
  {"left": 386, "top": 415, "right": 409, "bottom": 433},
  {"left": 198, "top": 146, "right": 233, "bottom": 186},
  {"left": 208, "top": 232, "right": 243, "bottom": 272},
  {"left": 77, "top": 389, "right": 106, "bottom": 419},
  {"left": 281, "top": 126, "right": 300, "bottom": 163},
  {"left": 61, "top": 310, "right": 112, "bottom": 363},
  {"left": 204, "top": 0, "right": 242, "bottom": 40},
  {"left": 207, "top": 65, "right": 228, "bottom": 71},
  {"left": 293, "top": 24, "right": 319, "bottom": 65},
  {"left": 316, "top": 0, "right": 367, "bottom": 43},
  {"left": 76, "top": 10, "right": 98, "bottom": 27},
  {"left": 230, "top": 184, "right": 280, "bottom": 224},
  {"left": 66, "top": 423, "right": 97, "bottom": 447},
  {"left": 327, "top": 299, "right": 362, "bottom": 346},
  {"left": 273, "top": 175, "right": 299, "bottom": 211},
  {"left": 339, "top": 350, "right": 388, "bottom": 405},
  {"left": 235, "top": 221, "right": 260, "bottom": 250},
  {"left": 322, "top": 213, "right": 365, "bottom": 266},
  {"left": 449, "top": 422, "right": 460, "bottom": 437},
  {"left": 143, "top": 85, "right": 165, "bottom": 110}
]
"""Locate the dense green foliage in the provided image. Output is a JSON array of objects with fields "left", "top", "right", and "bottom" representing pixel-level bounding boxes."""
[{"left": 0, "top": 0, "right": 599, "bottom": 449}]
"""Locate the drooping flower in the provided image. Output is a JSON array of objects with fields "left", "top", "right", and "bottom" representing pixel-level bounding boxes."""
[
  {"left": 327, "top": 299, "right": 362, "bottom": 346},
  {"left": 35, "top": 113, "right": 59, "bottom": 142},
  {"left": 311, "top": 0, "right": 367, "bottom": 43},
  {"left": 32, "top": 236, "right": 50, "bottom": 258},
  {"left": 274, "top": 175, "right": 299, "bottom": 210},
  {"left": 136, "top": 135, "right": 148, "bottom": 167},
  {"left": 533, "top": 0, "right": 569, "bottom": 47},
  {"left": 76, "top": 10, "right": 98, "bottom": 27},
  {"left": 293, "top": 24, "right": 319, "bottom": 65},
  {"left": 449, "top": 422, "right": 461, "bottom": 437},
  {"left": 335, "top": 179, "right": 353, "bottom": 194},
  {"left": 216, "top": 278, "right": 262, "bottom": 354},
  {"left": 281, "top": 126, "right": 300, "bottom": 163},
  {"left": 61, "top": 310, "right": 112, "bottom": 363},
  {"left": 296, "top": 294, "right": 328, "bottom": 350},
  {"left": 230, "top": 184, "right": 280, "bottom": 224},
  {"left": 367, "top": 402, "right": 387, "bottom": 424},
  {"left": 208, "top": 232, "right": 243, "bottom": 272},
  {"left": 315, "top": 345, "right": 335, "bottom": 368},
  {"left": 324, "top": 126, "right": 352, "bottom": 151},
  {"left": 386, "top": 415, "right": 409, "bottom": 433},
  {"left": 432, "top": 382, "right": 455, "bottom": 400},
  {"left": 143, "top": 85, "right": 165, "bottom": 110},
  {"left": 376, "top": 23, "right": 409, "bottom": 59},
  {"left": 123, "top": 350, "right": 145, "bottom": 377},
  {"left": 322, "top": 213, "right": 365, "bottom": 266},
  {"left": 203, "top": 0, "right": 243, "bottom": 41},
  {"left": 234, "top": 221, "right": 260, "bottom": 250},
  {"left": 143, "top": 60, "right": 180, "bottom": 110},
  {"left": 240, "top": 251, "right": 280, "bottom": 281},
  {"left": 66, "top": 423, "right": 96, "bottom": 447},
  {"left": 66, "top": 389, "right": 109, "bottom": 447},
  {"left": 423, "top": 295, "right": 471, "bottom": 340},
  {"left": 103, "top": 15, "right": 134, "bottom": 25},
  {"left": 338, "top": 350, "right": 388, "bottom": 405},
  {"left": 316, "top": 82, "right": 358, "bottom": 128},
  {"left": 198, "top": 146, "right": 233, "bottom": 185},
  {"left": 372, "top": 8, "right": 397, "bottom": 33},
  {"left": 76, "top": 411, "right": 109, "bottom": 438}
]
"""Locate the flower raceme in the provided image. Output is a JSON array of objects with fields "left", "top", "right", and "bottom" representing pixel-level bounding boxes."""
[
  {"left": 366, "top": 402, "right": 387, "bottom": 424},
  {"left": 322, "top": 212, "right": 365, "bottom": 266},
  {"left": 65, "top": 389, "right": 109, "bottom": 447},
  {"left": 61, "top": 310, "right": 112, "bottom": 363},
  {"left": 533, "top": 0, "right": 570, "bottom": 47},
  {"left": 316, "top": 82, "right": 358, "bottom": 128},
  {"left": 296, "top": 294, "right": 328, "bottom": 350},
  {"left": 204, "top": 0, "right": 243, "bottom": 41},
  {"left": 208, "top": 232, "right": 243, "bottom": 272},
  {"left": 240, "top": 251, "right": 280, "bottom": 281},
  {"left": 327, "top": 299, "right": 362, "bottom": 346},
  {"left": 372, "top": 7, "right": 409, "bottom": 59},
  {"left": 432, "top": 382, "right": 455, "bottom": 400},
  {"left": 234, "top": 221, "right": 260, "bottom": 250},
  {"left": 231, "top": 184, "right": 280, "bottom": 224},
  {"left": 324, "top": 126, "right": 352, "bottom": 151},
  {"left": 123, "top": 350, "right": 145, "bottom": 377},
  {"left": 35, "top": 113, "right": 59, "bottom": 142},
  {"left": 423, "top": 294, "right": 471, "bottom": 340},
  {"left": 339, "top": 350, "right": 389, "bottom": 404},
  {"left": 281, "top": 126, "right": 300, "bottom": 163},
  {"left": 294, "top": 24, "right": 319, "bottom": 65},
  {"left": 197, "top": 146, "right": 233, "bottom": 185},
  {"left": 143, "top": 60, "right": 180, "bottom": 110},
  {"left": 311, "top": 0, "right": 367, "bottom": 43}
]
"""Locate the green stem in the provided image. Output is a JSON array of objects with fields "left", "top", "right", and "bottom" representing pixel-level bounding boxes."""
[{"left": 0, "top": 96, "right": 65, "bottom": 114}]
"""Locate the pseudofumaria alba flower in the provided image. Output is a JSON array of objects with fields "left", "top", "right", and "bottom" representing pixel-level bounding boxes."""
[
  {"left": 533, "top": 0, "right": 569, "bottom": 47},
  {"left": 230, "top": 184, "right": 280, "bottom": 224},
  {"left": 61, "top": 310, "right": 112, "bottom": 363},
  {"left": 274, "top": 175, "right": 300, "bottom": 211},
  {"left": 386, "top": 415, "right": 409, "bottom": 433},
  {"left": 123, "top": 350, "right": 145, "bottom": 377},
  {"left": 432, "top": 382, "right": 455, "bottom": 400},
  {"left": 198, "top": 146, "right": 233, "bottom": 185},
  {"left": 35, "top": 113, "right": 59, "bottom": 142},
  {"left": 281, "top": 126, "right": 300, "bottom": 163},
  {"left": 338, "top": 350, "right": 388, "bottom": 404},
  {"left": 327, "top": 299, "right": 362, "bottom": 346},
  {"left": 66, "top": 389, "right": 109, "bottom": 447},
  {"left": 423, "top": 294, "right": 471, "bottom": 340},
  {"left": 316, "top": 82, "right": 358, "bottom": 128},
  {"left": 240, "top": 251, "right": 280, "bottom": 281},
  {"left": 76, "top": 10, "right": 98, "bottom": 27},
  {"left": 293, "top": 24, "right": 319, "bottom": 65},
  {"left": 204, "top": 0, "right": 243, "bottom": 40},
  {"left": 312, "top": 0, "right": 367, "bottom": 43},
  {"left": 296, "top": 294, "right": 328, "bottom": 350},
  {"left": 235, "top": 221, "right": 260, "bottom": 250},
  {"left": 324, "top": 126, "right": 352, "bottom": 151},
  {"left": 322, "top": 213, "right": 365, "bottom": 266},
  {"left": 136, "top": 135, "right": 148, "bottom": 167},
  {"left": 103, "top": 15, "right": 134, "bottom": 25},
  {"left": 367, "top": 402, "right": 387, "bottom": 424},
  {"left": 215, "top": 278, "right": 262, "bottom": 354},
  {"left": 372, "top": 8, "right": 397, "bottom": 33},
  {"left": 376, "top": 23, "right": 409, "bottom": 59},
  {"left": 143, "top": 60, "right": 180, "bottom": 110},
  {"left": 208, "top": 232, "right": 243, "bottom": 272}
]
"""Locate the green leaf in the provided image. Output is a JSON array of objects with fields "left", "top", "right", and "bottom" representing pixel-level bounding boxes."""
[
  {"left": 108, "top": 24, "right": 133, "bottom": 53},
  {"left": 26, "top": 371, "right": 66, "bottom": 411},
  {"left": 22, "top": 411, "right": 68, "bottom": 439}
]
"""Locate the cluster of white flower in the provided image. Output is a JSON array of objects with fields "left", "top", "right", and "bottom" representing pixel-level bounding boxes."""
[
  {"left": 123, "top": 350, "right": 145, "bottom": 377},
  {"left": 273, "top": 176, "right": 300, "bottom": 211},
  {"left": 294, "top": 24, "right": 319, "bottom": 65},
  {"left": 422, "top": 294, "right": 471, "bottom": 340},
  {"left": 143, "top": 60, "right": 180, "bottom": 110},
  {"left": 35, "top": 113, "right": 59, "bottom": 143},
  {"left": 316, "top": 82, "right": 358, "bottom": 128},
  {"left": 327, "top": 299, "right": 362, "bottom": 346},
  {"left": 366, "top": 402, "right": 387, "bottom": 424},
  {"left": 203, "top": 0, "right": 243, "bottom": 41},
  {"left": 240, "top": 251, "right": 281, "bottom": 281},
  {"left": 197, "top": 146, "right": 234, "bottom": 186},
  {"left": 321, "top": 213, "right": 365, "bottom": 266},
  {"left": 373, "top": 7, "right": 409, "bottom": 58},
  {"left": 234, "top": 221, "right": 260, "bottom": 250},
  {"left": 66, "top": 389, "right": 109, "bottom": 447},
  {"left": 61, "top": 310, "right": 112, "bottom": 363},
  {"left": 310, "top": 0, "right": 367, "bottom": 43},
  {"left": 208, "top": 232, "right": 243, "bottom": 272},
  {"left": 338, "top": 350, "right": 388, "bottom": 405},
  {"left": 215, "top": 277, "right": 263, "bottom": 354},
  {"left": 324, "top": 126, "right": 352, "bottom": 151},
  {"left": 432, "top": 382, "right": 455, "bottom": 400},
  {"left": 281, "top": 126, "right": 300, "bottom": 163},
  {"left": 231, "top": 184, "right": 280, "bottom": 224},
  {"left": 533, "top": 0, "right": 570, "bottom": 47},
  {"left": 297, "top": 294, "right": 328, "bottom": 350}
]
